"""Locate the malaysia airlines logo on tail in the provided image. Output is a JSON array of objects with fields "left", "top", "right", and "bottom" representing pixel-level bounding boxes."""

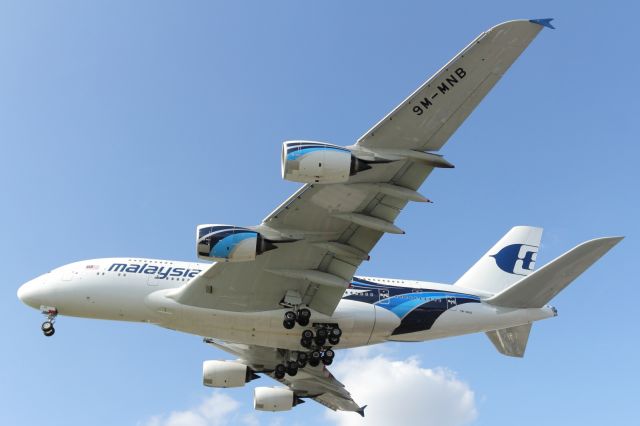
[{"left": 491, "top": 244, "right": 538, "bottom": 276}]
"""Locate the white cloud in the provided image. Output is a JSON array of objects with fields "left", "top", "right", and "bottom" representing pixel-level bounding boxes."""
[
  {"left": 141, "top": 349, "right": 476, "bottom": 426},
  {"left": 141, "top": 391, "right": 244, "bottom": 426},
  {"left": 325, "top": 348, "right": 477, "bottom": 426}
]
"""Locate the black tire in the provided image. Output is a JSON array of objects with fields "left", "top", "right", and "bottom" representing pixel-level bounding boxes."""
[
  {"left": 308, "top": 358, "right": 320, "bottom": 367},
  {"left": 274, "top": 364, "right": 286, "bottom": 379},
  {"left": 322, "top": 357, "right": 333, "bottom": 366},
  {"left": 297, "top": 352, "right": 308, "bottom": 363},
  {"left": 324, "top": 349, "right": 335, "bottom": 359},
  {"left": 284, "top": 311, "right": 297, "bottom": 321},
  {"left": 310, "top": 350, "right": 321, "bottom": 361},
  {"left": 44, "top": 328, "right": 55, "bottom": 337},
  {"left": 300, "top": 338, "right": 312, "bottom": 348},
  {"left": 331, "top": 327, "right": 342, "bottom": 337},
  {"left": 283, "top": 319, "right": 296, "bottom": 329},
  {"left": 314, "top": 336, "right": 326, "bottom": 347},
  {"left": 297, "top": 360, "right": 307, "bottom": 369},
  {"left": 286, "top": 361, "right": 298, "bottom": 376},
  {"left": 302, "top": 329, "right": 314, "bottom": 340},
  {"left": 328, "top": 336, "right": 340, "bottom": 346},
  {"left": 298, "top": 308, "right": 311, "bottom": 319},
  {"left": 316, "top": 328, "right": 328, "bottom": 338},
  {"left": 297, "top": 317, "right": 309, "bottom": 327},
  {"left": 41, "top": 321, "right": 53, "bottom": 332}
]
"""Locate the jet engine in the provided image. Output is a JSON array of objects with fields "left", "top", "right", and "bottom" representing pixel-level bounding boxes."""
[
  {"left": 196, "top": 225, "right": 276, "bottom": 262},
  {"left": 281, "top": 141, "right": 371, "bottom": 184},
  {"left": 202, "top": 360, "right": 259, "bottom": 388},
  {"left": 253, "top": 387, "right": 305, "bottom": 412}
]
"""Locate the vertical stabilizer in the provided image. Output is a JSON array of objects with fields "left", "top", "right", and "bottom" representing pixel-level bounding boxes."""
[{"left": 455, "top": 226, "right": 543, "bottom": 295}]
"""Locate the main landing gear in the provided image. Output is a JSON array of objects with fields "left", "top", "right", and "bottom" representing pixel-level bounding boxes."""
[
  {"left": 273, "top": 348, "right": 336, "bottom": 380},
  {"left": 300, "top": 324, "right": 342, "bottom": 348},
  {"left": 41, "top": 307, "right": 58, "bottom": 337},
  {"left": 273, "top": 346, "right": 337, "bottom": 379},
  {"left": 282, "top": 308, "right": 311, "bottom": 329},
  {"left": 274, "top": 308, "right": 342, "bottom": 379}
]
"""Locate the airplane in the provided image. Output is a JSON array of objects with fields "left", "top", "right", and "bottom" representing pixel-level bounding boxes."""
[{"left": 17, "top": 18, "right": 623, "bottom": 416}]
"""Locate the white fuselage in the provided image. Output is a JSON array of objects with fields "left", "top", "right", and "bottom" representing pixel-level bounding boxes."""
[{"left": 17, "top": 258, "right": 556, "bottom": 350}]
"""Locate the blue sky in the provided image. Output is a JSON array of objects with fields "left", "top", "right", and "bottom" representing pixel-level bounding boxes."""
[{"left": 1, "top": 1, "right": 637, "bottom": 425}]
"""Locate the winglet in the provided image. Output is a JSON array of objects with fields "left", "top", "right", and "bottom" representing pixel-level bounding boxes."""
[
  {"left": 357, "top": 405, "right": 367, "bottom": 417},
  {"left": 529, "top": 18, "right": 555, "bottom": 29}
]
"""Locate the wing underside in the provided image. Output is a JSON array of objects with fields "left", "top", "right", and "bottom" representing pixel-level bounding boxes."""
[
  {"left": 173, "top": 19, "right": 550, "bottom": 317},
  {"left": 205, "top": 339, "right": 364, "bottom": 413},
  {"left": 179, "top": 19, "right": 552, "bottom": 414}
]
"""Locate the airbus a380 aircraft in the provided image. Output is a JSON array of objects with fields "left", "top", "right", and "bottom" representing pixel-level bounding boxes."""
[{"left": 17, "top": 19, "right": 622, "bottom": 416}]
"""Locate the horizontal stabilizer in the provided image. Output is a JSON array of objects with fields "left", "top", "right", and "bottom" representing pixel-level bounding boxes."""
[
  {"left": 486, "top": 323, "right": 532, "bottom": 358},
  {"left": 486, "top": 236, "right": 623, "bottom": 308}
]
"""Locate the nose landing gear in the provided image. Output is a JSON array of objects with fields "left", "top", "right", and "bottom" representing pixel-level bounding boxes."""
[{"left": 40, "top": 307, "right": 58, "bottom": 337}]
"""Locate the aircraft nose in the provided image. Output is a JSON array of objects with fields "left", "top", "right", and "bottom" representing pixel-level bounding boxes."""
[{"left": 17, "top": 275, "right": 47, "bottom": 309}]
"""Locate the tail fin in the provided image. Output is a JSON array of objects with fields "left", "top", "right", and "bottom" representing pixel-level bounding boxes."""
[
  {"left": 486, "top": 236, "right": 623, "bottom": 308},
  {"left": 486, "top": 324, "right": 532, "bottom": 358},
  {"left": 455, "top": 226, "right": 543, "bottom": 295}
]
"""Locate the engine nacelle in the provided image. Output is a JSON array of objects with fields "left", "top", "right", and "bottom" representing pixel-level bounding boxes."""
[
  {"left": 196, "top": 224, "right": 276, "bottom": 262},
  {"left": 253, "top": 387, "right": 305, "bottom": 412},
  {"left": 202, "top": 360, "right": 258, "bottom": 388},
  {"left": 281, "top": 141, "right": 371, "bottom": 184}
]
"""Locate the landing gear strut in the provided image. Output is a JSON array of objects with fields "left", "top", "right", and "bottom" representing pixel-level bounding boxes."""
[{"left": 41, "top": 307, "right": 57, "bottom": 337}]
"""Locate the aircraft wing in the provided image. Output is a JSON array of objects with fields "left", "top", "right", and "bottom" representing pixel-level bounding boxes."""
[
  {"left": 172, "top": 19, "right": 551, "bottom": 316},
  {"left": 204, "top": 338, "right": 364, "bottom": 414},
  {"left": 356, "top": 18, "right": 552, "bottom": 152}
]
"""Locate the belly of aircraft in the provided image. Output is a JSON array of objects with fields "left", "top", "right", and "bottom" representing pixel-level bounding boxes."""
[{"left": 153, "top": 298, "right": 399, "bottom": 351}]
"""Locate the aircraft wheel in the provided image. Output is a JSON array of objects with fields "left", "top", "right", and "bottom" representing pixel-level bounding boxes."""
[
  {"left": 42, "top": 321, "right": 55, "bottom": 337},
  {"left": 316, "top": 327, "right": 328, "bottom": 339},
  {"left": 274, "top": 364, "right": 286, "bottom": 380},
  {"left": 328, "top": 335, "right": 340, "bottom": 346},
  {"left": 297, "top": 352, "right": 308, "bottom": 368},
  {"left": 301, "top": 330, "right": 314, "bottom": 340},
  {"left": 286, "top": 361, "right": 299, "bottom": 376},
  {"left": 284, "top": 311, "right": 297, "bottom": 321},
  {"left": 300, "top": 337, "right": 312, "bottom": 348},
  {"left": 297, "top": 308, "right": 311, "bottom": 326},
  {"left": 309, "top": 350, "right": 321, "bottom": 367},
  {"left": 314, "top": 335, "right": 326, "bottom": 347},
  {"left": 322, "top": 349, "right": 334, "bottom": 365},
  {"left": 330, "top": 327, "right": 342, "bottom": 337},
  {"left": 283, "top": 319, "right": 296, "bottom": 329}
]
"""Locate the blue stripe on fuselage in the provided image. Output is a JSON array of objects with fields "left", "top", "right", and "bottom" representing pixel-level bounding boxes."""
[
  {"left": 344, "top": 279, "right": 480, "bottom": 318},
  {"left": 378, "top": 292, "right": 479, "bottom": 318}
]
